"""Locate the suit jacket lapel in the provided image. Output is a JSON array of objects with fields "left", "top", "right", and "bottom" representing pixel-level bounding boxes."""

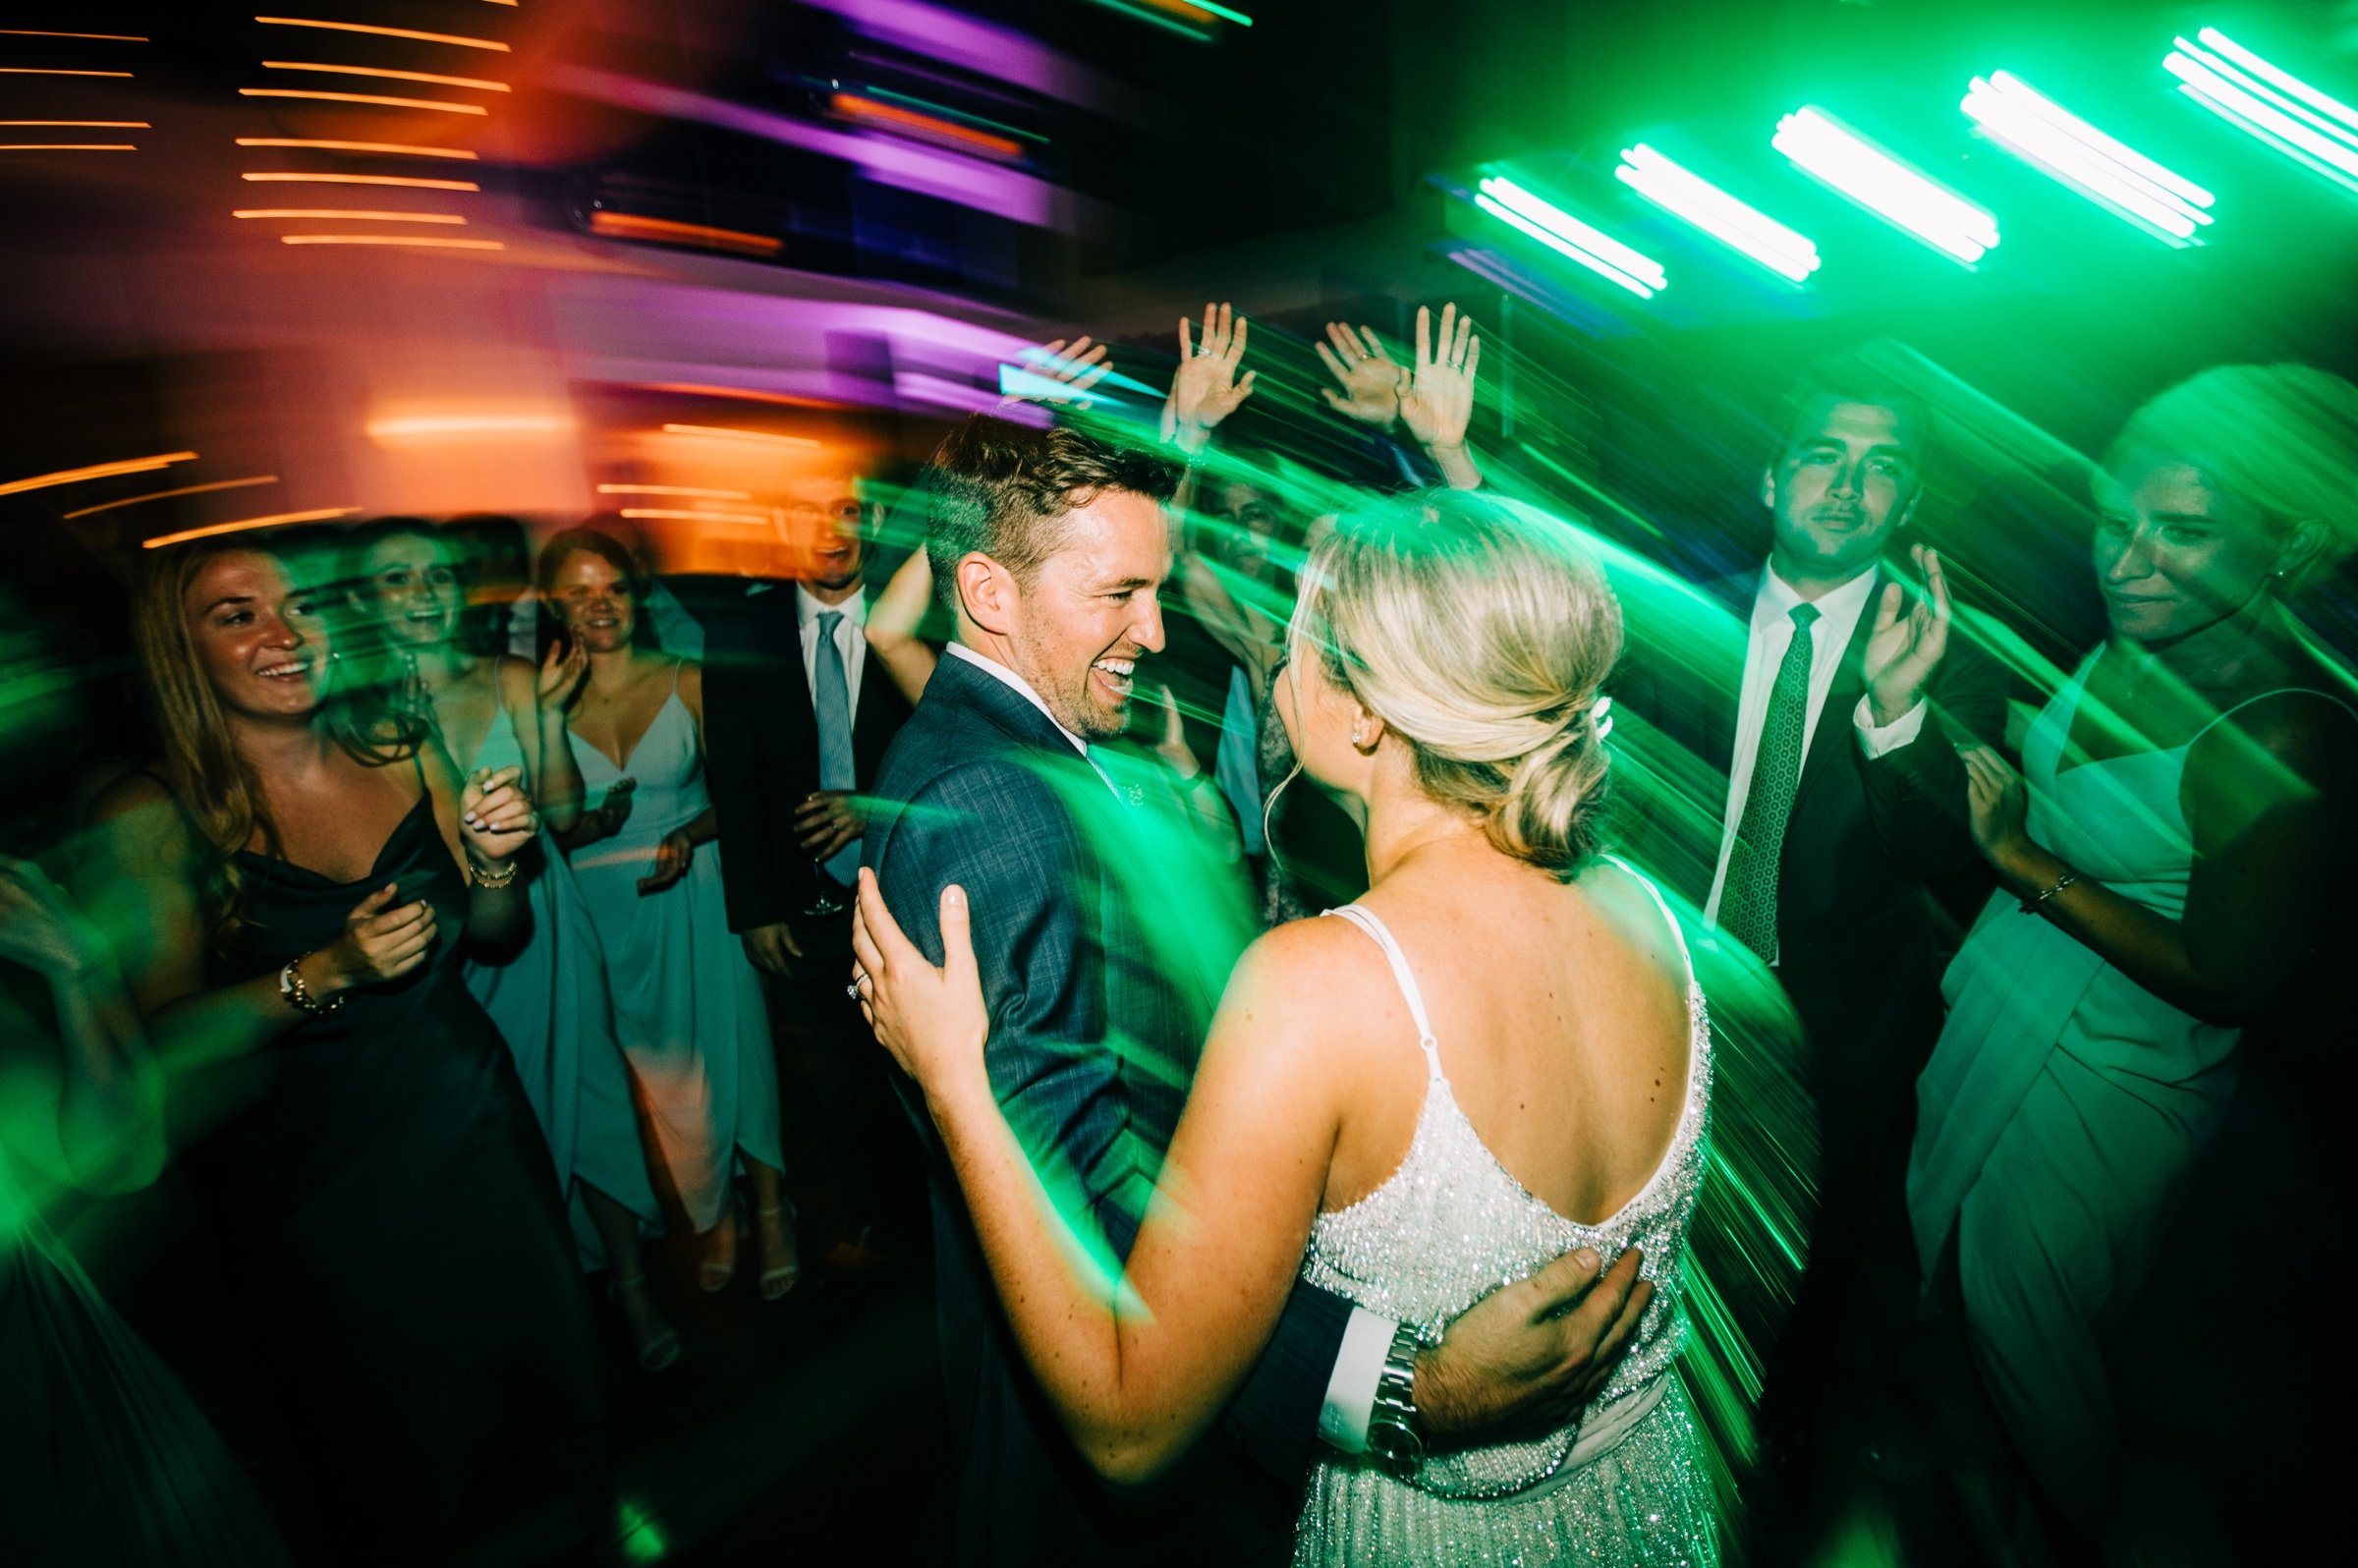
[{"left": 1789, "top": 567, "right": 1880, "bottom": 820}]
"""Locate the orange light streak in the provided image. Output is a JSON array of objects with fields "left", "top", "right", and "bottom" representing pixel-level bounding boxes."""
[
  {"left": 0, "top": 452, "right": 196, "bottom": 499},
  {"left": 619, "top": 508, "right": 775, "bottom": 526},
  {"left": 237, "top": 138, "right": 478, "bottom": 160},
  {"left": 262, "top": 61, "right": 509, "bottom": 92},
  {"left": 143, "top": 508, "right": 361, "bottom": 549},
  {"left": 641, "top": 382, "right": 844, "bottom": 410},
  {"left": 0, "top": 30, "right": 148, "bottom": 40},
  {"left": 244, "top": 172, "right": 481, "bottom": 191},
  {"left": 236, "top": 208, "right": 467, "bottom": 223},
  {"left": 829, "top": 92, "right": 1023, "bottom": 159},
  {"left": 253, "top": 18, "right": 510, "bottom": 53},
  {"left": 239, "top": 88, "right": 487, "bottom": 115},
  {"left": 366, "top": 415, "right": 570, "bottom": 437},
  {"left": 588, "top": 209, "right": 782, "bottom": 256},
  {"left": 0, "top": 143, "right": 137, "bottom": 151},
  {"left": 1, "top": 121, "right": 148, "bottom": 127},
  {"left": 65, "top": 476, "right": 279, "bottom": 520},
  {"left": 0, "top": 69, "right": 133, "bottom": 78},
  {"left": 660, "top": 424, "right": 819, "bottom": 447},
  {"left": 596, "top": 484, "right": 755, "bottom": 500},
  {"left": 280, "top": 235, "right": 505, "bottom": 250}
]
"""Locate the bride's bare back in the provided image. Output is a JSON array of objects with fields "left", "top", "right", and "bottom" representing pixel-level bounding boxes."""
[{"left": 1317, "top": 846, "right": 1693, "bottom": 1226}]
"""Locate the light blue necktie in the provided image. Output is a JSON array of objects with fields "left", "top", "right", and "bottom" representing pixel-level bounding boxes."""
[{"left": 814, "top": 611, "right": 861, "bottom": 886}]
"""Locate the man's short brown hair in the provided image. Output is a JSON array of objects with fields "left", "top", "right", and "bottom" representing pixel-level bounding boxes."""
[{"left": 921, "top": 415, "right": 1181, "bottom": 615}]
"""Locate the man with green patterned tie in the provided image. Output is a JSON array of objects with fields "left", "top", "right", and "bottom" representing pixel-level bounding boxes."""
[{"left": 1622, "top": 349, "right": 2006, "bottom": 1484}]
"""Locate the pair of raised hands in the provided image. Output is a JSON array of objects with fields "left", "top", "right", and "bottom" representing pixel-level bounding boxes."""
[{"left": 1005, "top": 303, "right": 1484, "bottom": 460}]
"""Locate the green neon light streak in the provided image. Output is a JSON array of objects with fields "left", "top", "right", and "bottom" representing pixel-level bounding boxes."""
[
  {"left": 2168, "top": 33, "right": 2358, "bottom": 192},
  {"left": 1474, "top": 175, "right": 1665, "bottom": 298},
  {"left": 1615, "top": 144, "right": 1819, "bottom": 281},
  {"left": 1773, "top": 106, "right": 1997, "bottom": 264},
  {"left": 1963, "top": 72, "right": 2211, "bottom": 245},
  {"left": 1190, "top": 1, "right": 1256, "bottom": 25}
]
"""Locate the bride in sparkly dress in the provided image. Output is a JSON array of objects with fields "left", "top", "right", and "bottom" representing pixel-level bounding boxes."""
[{"left": 855, "top": 491, "right": 1716, "bottom": 1565}]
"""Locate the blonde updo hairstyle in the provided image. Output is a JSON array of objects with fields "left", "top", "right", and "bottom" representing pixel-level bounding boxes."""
[{"left": 1293, "top": 490, "right": 1622, "bottom": 874}]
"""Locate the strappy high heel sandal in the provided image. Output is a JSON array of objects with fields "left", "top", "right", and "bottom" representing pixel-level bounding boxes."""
[
  {"left": 755, "top": 1200, "right": 801, "bottom": 1302},
  {"left": 610, "top": 1271, "right": 681, "bottom": 1372},
  {"left": 699, "top": 1198, "right": 742, "bottom": 1294}
]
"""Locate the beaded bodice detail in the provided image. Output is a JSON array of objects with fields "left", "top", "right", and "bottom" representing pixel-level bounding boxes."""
[{"left": 1300, "top": 877, "right": 1712, "bottom": 1499}]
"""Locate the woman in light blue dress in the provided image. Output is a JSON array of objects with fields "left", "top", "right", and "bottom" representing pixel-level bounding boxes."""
[
  {"left": 343, "top": 520, "right": 676, "bottom": 1370},
  {"left": 536, "top": 530, "right": 795, "bottom": 1300},
  {"left": 1906, "top": 365, "right": 2358, "bottom": 1530}
]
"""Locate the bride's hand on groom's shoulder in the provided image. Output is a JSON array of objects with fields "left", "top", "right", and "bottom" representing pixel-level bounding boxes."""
[
  {"left": 1413, "top": 1247, "right": 1654, "bottom": 1443},
  {"left": 850, "top": 868, "right": 989, "bottom": 1098}
]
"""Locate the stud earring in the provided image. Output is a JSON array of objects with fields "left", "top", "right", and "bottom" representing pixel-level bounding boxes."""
[{"left": 1350, "top": 724, "right": 1367, "bottom": 747}]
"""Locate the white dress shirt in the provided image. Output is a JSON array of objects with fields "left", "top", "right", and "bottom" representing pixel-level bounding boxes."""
[
  {"left": 796, "top": 584, "right": 869, "bottom": 720},
  {"left": 944, "top": 643, "right": 1394, "bottom": 1450},
  {"left": 1703, "top": 563, "right": 1928, "bottom": 927}
]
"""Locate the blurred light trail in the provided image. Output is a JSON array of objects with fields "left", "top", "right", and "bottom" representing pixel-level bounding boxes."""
[
  {"left": 0, "top": 69, "right": 134, "bottom": 78},
  {"left": 618, "top": 508, "right": 773, "bottom": 525},
  {"left": 660, "top": 424, "right": 820, "bottom": 447},
  {"left": 64, "top": 476, "right": 279, "bottom": 519},
  {"left": 260, "top": 62, "right": 511, "bottom": 93},
  {"left": 253, "top": 18, "right": 510, "bottom": 52},
  {"left": 588, "top": 210, "right": 782, "bottom": 256},
  {"left": 546, "top": 65, "right": 1100, "bottom": 228},
  {"left": 2168, "top": 29, "right": 2358, "bottom": 193},
  {"left": 596, "top": 484, "right": 755, "bottom": 499},
  {"left": 235, "top": 209, "right": 468, "bottom": 223},
  {"left": 1475, "top": 175, "right": 1665, "bottom": 298},
  {"left": 239, "top": 88, "right": 489, "bottom": 115},
  {"left": 279, "top": 235, "right": 504, "bottom": 249},
  {"left": 243, "top": 172, "right": 481, "bottom": 190},
  {"left": 366, "top": 415, "right": 570, "bottom": 438},
  {"left": 0, "top": 143, "right": 137, "bottom": 151},
  {"left": 0, "top": 30, "right": 147, "bottom": 40},
  {"left": 142, "top": 508, "right": 360, "bottom": 549},
  {"left": 639, "top": 384, "right": 843, "bottom": 410},
  {"left": 1614, "top": 145, "right": 1820, "bottom": 281},
  {"left": 1963, "top": 72, "right": 2211, "bottom": 245},
  {"left": 3, "top": 120, "right": 149, "bottom": 127},
  {"left": 1773, "top": 106, "right": 1997, "bottom": 264},
  {"left": 0, "top": 452, "right": 196, "bottom": 498},
  {"left": 830, "top": 93, "right": 1023, "bottom": 159},
  {"left": 236, "top": 138, "right": 477, "bottom": 159}
]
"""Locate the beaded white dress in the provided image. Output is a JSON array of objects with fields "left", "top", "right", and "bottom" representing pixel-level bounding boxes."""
[{"left": 1293, "top": 868, "right": 1717, "bottom": 1567}]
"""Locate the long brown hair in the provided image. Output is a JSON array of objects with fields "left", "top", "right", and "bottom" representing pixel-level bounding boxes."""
[{"left": 133, "top": 535, "right": 424, "bottom": 944}]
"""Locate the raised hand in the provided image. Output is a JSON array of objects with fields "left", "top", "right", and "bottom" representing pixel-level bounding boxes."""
[
  {"left": 1864, "top": 543, "right": 1952, "bottom": 727},
  {"left": 1003, "top": 336, "right": 1112, "bottom": 407},
  {"left": 1150, "top": 682, "right": 1200, "bottom": 779},
  {"left": 460, "top": 765, "right": 537, "bottom": 866},
  {"left": 638, "top": 827, "right": 695, "bottom": 896},
  {"left": 1163, "top": 303, "right": 1258, "bottom": 455},
  {"left": 574, "top": 777, "right": 637, "bottom": 845},
  {"left": 537, "top": 635, "right": 589, "bottom": 710},
  {"left": 849, "top": 868, "right": 989, "bottom": 1098},
  {"left": 324, "top": 884, "right": 436, "bottom": 989},
  {"left": 1314, "top": 322, "right": 1404, "bottom": 427},
  {"left": 1397, "top": 303, "right": 1481, "bottom": 454}
]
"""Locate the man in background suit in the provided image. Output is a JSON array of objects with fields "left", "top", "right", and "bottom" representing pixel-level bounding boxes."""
[
  {"left": 701, "top": 475, "right": 922, "bottom": 1260},
  {"left": 1621, "top": 352, "right": 2008, "bottom": 1478},
  {"left": 865, "top": 414, "right": 1652, "bottom": 1566}
]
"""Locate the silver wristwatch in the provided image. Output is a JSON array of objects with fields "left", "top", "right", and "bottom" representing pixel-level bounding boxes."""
[{"left": 1366, "top": 1321, "right": 1427, "bottom": 1475}]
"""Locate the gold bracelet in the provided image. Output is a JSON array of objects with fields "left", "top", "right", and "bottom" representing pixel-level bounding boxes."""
[{"left": 469, "top": 855, "right": 521, "bottom": 889}]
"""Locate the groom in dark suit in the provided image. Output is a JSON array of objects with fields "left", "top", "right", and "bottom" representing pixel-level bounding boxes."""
[
  {"left": 1618, "top": 351, "right": 2008, "bottom": 1470},
  {"left": 865, "top": 414, "right": 1651, "bottom": 1565}
]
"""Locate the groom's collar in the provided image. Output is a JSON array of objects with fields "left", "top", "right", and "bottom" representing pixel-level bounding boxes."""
[{"left": 944, "top": 643, "right": 1091, "bottom": 759}]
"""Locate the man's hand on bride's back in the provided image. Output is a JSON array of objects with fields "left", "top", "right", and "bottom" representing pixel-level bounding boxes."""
[{"left": 1412, "top": 1247, "right": 1653, "bottom": 1440}]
